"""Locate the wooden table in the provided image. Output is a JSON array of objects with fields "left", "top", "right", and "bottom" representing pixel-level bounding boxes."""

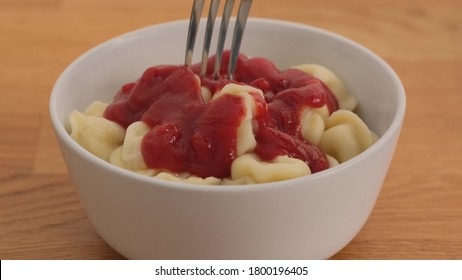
[{"left": 1, "top": 0, "right": 461, "bottom": 259}]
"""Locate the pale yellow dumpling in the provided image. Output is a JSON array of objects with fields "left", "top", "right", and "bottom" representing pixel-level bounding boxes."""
[
  {"left": 293, "top": 64, "right": 358, "bottom": 111},
  {"left": 69, "top": 102, "right": 125, "bottom": 161},
  {"left": 231, "top": 153, "right": 311, "bottom": 183},
  {"left": 109, "top": 121, "right": 149, "bottom": 171},
  {"left": 300, "top": 107, "right": 326, "bottom": 145},
  {"left": 155, "top": 172, "right": 221, "bottom": 185},
  {"left": 320, "top": 110, "right": 376, "bottom": 163},
  {"left": 213, "top": 83, "right": 264, "bottom": 156}
]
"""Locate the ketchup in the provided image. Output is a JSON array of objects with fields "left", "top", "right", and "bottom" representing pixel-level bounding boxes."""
[{"left": 104, "top": 51, "right": 338, "bottom": 178}]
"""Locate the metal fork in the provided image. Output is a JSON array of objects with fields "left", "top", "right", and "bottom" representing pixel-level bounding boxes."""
[{"left": 184, "top": 0, "right": 253, "bottom": 80}]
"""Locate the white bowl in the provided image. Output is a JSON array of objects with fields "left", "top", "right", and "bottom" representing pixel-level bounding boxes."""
[{"left": 50, "top": 18, "right": 405, "bottom": 259}]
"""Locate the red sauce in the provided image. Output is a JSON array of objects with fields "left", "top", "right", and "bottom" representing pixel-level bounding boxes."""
[{"left": 104, "top": 51, "right": 339, "bottom": 178}]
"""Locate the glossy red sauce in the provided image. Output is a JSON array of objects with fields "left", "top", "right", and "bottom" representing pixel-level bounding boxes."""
[{"left": 104, "top": 51, "right": 338, "bottom": 178}]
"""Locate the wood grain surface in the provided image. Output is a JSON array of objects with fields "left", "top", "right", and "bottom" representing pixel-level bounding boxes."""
[{"left": 1, "top": 0, "right": 461, "bottom": 259}]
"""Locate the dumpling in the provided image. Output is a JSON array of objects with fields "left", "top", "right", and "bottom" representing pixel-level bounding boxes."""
[
  {"left": 320, "top": 110, "right": 376, "bottom": 163},
  {"left": 69, "top": 102, "right": 125, "bottom": 161},
  {"left": 231, "top": 153, "right": 311, "bottom": 183},
  {"left": 212, "top": 83, "right": 264, "bottom": 156},
  {"left": 293, "top": 64, "right": 358, "bottom": 111},
  {"left": 155, "top": 172, "right": 221, "bottom": 185},
  {"left": 109, "top": 121, "right": 149, "bottom": 171},
  {"left": 300, "top": 107, "right": 326, "bottom": 145}
]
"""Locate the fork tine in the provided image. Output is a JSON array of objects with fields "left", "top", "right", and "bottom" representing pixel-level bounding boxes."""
[
  {"left": 185, "top": 0, "right": 206, "bottom": 67},
  {"left": 200, "top": 0, "right": 221, "bottom": 76},
  {"left": 213, "top": 0, "right": 235, "bottom": 79},
  {"left": 228, "top": 0, "right": 253, "bottom": 80},
  {"left": 185, "top": 0, "right": 253, "bottom": 79}
]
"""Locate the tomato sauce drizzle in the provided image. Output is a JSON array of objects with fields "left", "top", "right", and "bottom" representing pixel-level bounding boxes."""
[{"left": 104, "top": 51, "right": 338, "bottom": 178}]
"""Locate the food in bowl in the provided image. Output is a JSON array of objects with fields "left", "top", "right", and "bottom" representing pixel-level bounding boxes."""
[
  {"left": 69, "top": 51, "right": 377, "bottom": 184},
  {"left": 50, "top": 18, "right": 405, "bottom": 259}
]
